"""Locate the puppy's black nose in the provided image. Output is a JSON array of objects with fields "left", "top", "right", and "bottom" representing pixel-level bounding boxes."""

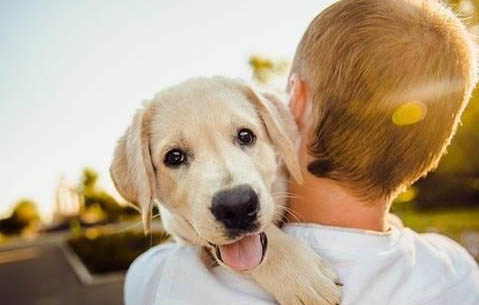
[{"left": 211, "top": 185, "right": 259, "bottom": 231}]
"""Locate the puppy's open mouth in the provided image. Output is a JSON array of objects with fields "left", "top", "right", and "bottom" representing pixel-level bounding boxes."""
[{"left": 210, "top": 232, "right": 267, "bottom": 271}]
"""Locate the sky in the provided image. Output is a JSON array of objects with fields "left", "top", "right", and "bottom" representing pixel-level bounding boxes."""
[{"left": 0, "top": 0, "right": 335, "bottom": 221}]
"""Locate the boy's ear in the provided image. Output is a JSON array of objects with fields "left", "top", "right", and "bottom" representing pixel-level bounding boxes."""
[
  {"left": 110, "top": 108, "right": 156, "bottom": 233},
  {"left": 239, "top": 83, "right": 303, "bottom": 184},
  {"left": 288, "top": 73, "right": 308, "bottom": 129}
]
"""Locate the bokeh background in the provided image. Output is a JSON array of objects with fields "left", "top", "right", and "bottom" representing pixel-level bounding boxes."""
[{"left": 1, "top": 1, "right": 478, "bottom": 305}]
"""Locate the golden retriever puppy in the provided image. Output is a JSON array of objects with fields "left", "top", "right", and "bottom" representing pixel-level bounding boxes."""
[{"left": 110, "top": 77, "right": 342, "bottom": 305}]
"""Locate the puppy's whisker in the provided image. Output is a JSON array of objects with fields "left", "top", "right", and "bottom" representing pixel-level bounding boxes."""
[
  {"left": 273, "top": 195, "right": 304, "bottom": 201},
  {"left": 284, "top": 210, "right": 302, "bottom": 223},
  {"left": 272, "top": 192, "right": 305, "bottom": 200},
  {"left": 114, "top": 213, "right": 161, "bottom": 234},
  {"left": 274, "top": 205, "right": 302, "bottom": 223},
  {"left": 272, "top": 194, "right": 305, "bottom": 202},
  {"left": 277, "top": 218, "right": 289, "bottom": 227},
  {"left": 272, "top": 192, "right": 302, "bottom": 197},
  {"left": 271, "top": 191, "right": 303, "bottom": 196}
]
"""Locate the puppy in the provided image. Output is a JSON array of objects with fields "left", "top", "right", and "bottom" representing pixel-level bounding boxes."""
[{"left": 110, "top": 77, "right": 342, "bottom": 305}]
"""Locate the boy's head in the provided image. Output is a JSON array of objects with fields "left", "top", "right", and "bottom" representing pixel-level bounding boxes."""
[{"left": 289, "top": 0, "right": 477, "bottom": 201}]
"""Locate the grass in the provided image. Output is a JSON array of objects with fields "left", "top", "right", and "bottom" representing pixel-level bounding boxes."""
[
  {"left": 395, "top": 207, "right": 479, "bottom": 235},
  {"left": 68, "top": 229, "right": 170, "bottom": 274}
]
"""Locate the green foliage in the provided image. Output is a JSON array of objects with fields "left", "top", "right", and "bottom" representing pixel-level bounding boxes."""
[
  {"left": 80, "top": 167, "right": 98, "bottom": 193},
  {"left": 395, "top": 208, "right": 479, "bottom": 234},
  {"left": 436, "top": 88, "right": 479, "bottom": 175},
  {"left": 248, "top": 55, "right": 289, "bottom": 85},
  {"left": 0, "top": 199, "right": 40, "bottom": 235},
  {"left": 68, "top": 229, "right": 170, "bottom": 274},
  {"left": 78, "top": 167, "right": 138, "bottom": 223},
  {"left": 411, "top": 89, "right": 479, "bottom": 208}
]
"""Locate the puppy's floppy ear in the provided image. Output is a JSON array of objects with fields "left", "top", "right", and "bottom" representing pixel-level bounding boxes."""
[
  {"left": 110, "top": 107, "right": 156, "bottom": 233},
  {"left": 241, "top": 84, "right": 303, "bottom": 184}
]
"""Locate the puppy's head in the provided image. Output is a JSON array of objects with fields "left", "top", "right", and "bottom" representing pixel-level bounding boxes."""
[{"left": 110, "top": 77, "right": 301, "bottom": 271}]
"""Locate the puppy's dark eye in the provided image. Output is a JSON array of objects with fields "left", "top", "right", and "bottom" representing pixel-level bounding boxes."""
[
  {"left": 237, "top": 128, "right": 256, "bottom": 146},
  {"left": 164, "top": 149, "right": 186, "bottom": 167}
]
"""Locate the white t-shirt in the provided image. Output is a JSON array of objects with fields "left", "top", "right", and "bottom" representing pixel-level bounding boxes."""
[{"left": 124, "top": 223, "right": 479, "bottom": 305}]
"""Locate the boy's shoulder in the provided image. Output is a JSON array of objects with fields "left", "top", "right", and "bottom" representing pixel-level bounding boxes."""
[
  {"left": 406, "top": 228, "right": 477, "bottom": 278},
  {"left": 395, "top": 228, "right": 479, "bottom": 305},
  {"left": 415, "top": 230, "right": 477, "bottom": 272}
]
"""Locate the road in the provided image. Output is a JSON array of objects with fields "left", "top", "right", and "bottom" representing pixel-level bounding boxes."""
[{"left": 0, "top": 241, "right": 123, "bottom": 305}]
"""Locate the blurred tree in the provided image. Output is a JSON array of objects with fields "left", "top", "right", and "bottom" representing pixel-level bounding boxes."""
[
  {"left": 0, "top": 199, "right": 40, "bottom": 235},
  {"left": 81, "top": 167, "right": 98, "bottom": 193},
  {"left": 78, "top": 167, "right": 137, "bottom": 223},
  {"left": 249, "top": 54, "right": 289, "bottom": 86}
]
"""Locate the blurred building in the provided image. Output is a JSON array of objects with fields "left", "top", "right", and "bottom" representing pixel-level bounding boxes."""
[{"left": 53, "top": 176, "right": 81, "bottom": 222}]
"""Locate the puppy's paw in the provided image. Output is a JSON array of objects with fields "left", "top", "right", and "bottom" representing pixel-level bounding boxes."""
[
  {"left": 275, "top": 243, "right": 342, "bottom": 305},
  {"left": 251, "top": 226, "right": 342, "bottom": 305}
]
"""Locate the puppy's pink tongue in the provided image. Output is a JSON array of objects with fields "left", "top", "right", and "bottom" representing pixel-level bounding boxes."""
[{"left": 219, "top": 234, "right": 262, "bottom": 271}]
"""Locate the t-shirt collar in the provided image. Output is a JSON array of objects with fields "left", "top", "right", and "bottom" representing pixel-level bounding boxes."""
[{"left": 282, "top": 222, "right": 402, "bottom": 254}]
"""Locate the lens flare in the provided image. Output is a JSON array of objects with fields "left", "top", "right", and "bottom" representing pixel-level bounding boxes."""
[{"left": 392, "top": 101, "right": 427, "bottom": 126}]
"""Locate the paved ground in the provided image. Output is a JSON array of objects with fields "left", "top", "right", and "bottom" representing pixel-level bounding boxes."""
[{"left": 0, "top": 242, "right": 123, "bottom": 305}]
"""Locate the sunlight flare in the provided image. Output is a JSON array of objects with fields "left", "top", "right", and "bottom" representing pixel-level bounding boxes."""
[{"left": 392, "top": 101, "right": 427, "bottom": 126}]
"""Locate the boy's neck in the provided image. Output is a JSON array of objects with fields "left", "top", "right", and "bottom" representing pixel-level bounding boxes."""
[{"left": 287, "top": 175, "right": 391, "bottom": 232}]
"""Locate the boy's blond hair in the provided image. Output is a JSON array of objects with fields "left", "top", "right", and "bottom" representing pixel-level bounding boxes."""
[{"left": 291, "top": 0, "right": 477, "bottom": 200}]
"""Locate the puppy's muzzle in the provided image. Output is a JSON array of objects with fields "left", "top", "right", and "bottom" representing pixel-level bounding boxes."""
[{"left": 210, "top": 184, "right": 259, "bottom": 233}]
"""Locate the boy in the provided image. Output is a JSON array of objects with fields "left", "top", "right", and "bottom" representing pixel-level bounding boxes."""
[{"left": 125, "top": 0, "right": 479, "bottom": 304}]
